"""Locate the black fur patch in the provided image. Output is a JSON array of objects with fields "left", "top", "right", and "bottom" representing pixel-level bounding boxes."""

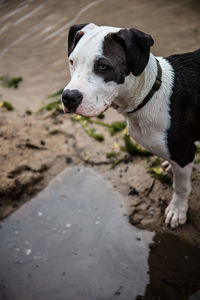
[
  {"left": 93, "top": 33, "right": 130, "bottom": 84},
  {"left": 94, "top": 28, "right": 154, "bottom": 84},
  {"left": 114, "top": 28, "right": 154, "bottom": 77},
  {"left": 68, "top": 24, "right": 88, "bottom": 56},
  {"left": 166, "top": 49, "right": 200, "bottom": 167}
]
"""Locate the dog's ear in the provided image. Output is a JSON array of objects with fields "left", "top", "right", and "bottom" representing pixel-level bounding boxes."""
[
  {"left": 68, "top": 23, "right": 89, "bottom": 56},
  {"left": 111, "top": 28, "right": 154, "bottom": 76}
]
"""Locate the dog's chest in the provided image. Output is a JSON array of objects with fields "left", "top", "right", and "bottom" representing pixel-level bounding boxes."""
[
  {"left": 125, "top": 57, "right": 175, "bottom": 160},
  {"left": 126, "top": 108, "right": 170, "bottom": 160}
]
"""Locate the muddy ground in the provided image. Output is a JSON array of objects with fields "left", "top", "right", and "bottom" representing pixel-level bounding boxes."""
[{"left": 0, "top": 0, "right": 200, "bottom": 245}]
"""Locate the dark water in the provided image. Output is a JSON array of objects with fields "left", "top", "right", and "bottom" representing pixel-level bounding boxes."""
[
  {"left": 140, "top": 234, "right": 200, "bottom": 300},
  {"left": 0, "top": 167, "right": 200, "bottom": 300}
]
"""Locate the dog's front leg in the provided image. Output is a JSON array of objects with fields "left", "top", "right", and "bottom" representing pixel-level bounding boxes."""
[{"left": 165, "top": 161, "right": 193, "bottom": 228}]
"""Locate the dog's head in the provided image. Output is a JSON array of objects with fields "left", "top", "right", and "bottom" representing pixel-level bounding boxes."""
[{"left": 62, "top": 23, "right": 154, "bottom": 117}]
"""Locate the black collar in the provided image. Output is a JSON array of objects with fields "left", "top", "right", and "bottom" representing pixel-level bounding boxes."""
[{"left": 127, "top": 59, "right": 162, "bottom": 114}]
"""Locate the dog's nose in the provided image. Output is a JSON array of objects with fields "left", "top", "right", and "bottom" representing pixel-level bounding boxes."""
[{"left": 62, "top": 89, "right": 83, "bottom": 112}]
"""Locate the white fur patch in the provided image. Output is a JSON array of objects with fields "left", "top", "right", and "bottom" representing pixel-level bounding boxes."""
[
  {"left": 126, "top": 55, "right": 174, "bottom": 160},
  {"left": 165, "top": 162, "right": 193, "bottom": 228}
]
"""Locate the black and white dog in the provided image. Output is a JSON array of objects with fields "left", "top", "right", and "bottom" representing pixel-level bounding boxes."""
[{"left": 62, "top": 23, "right": 200, "bottom": 228}]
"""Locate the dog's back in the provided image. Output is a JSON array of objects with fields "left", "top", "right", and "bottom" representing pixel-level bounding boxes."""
[
  {"left": 166, "top": 49, "right": 200, "bottom": 167},
  {"left": 166, "top": 49, "right": 200, "bottom": 112}
]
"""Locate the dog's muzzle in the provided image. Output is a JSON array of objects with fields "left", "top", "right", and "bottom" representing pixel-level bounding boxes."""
[{"left": 62, "top": 89, "right": 83, "bottom": 113}]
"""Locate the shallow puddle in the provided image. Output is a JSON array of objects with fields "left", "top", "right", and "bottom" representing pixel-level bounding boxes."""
[
  {"left": 140, "top": 233, "right": 200, "bottom": 300},
  {"left": 0, "top": 167, "right": 200, "bottom": 300}
]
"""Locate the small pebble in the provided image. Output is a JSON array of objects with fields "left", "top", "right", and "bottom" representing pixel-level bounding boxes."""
[
  {"left": 115, "top": 286, "right": 123, "bottom": 296},
  {"left": 14, "top": 259, "right": 23, "bottom": 264},
  {"left": 129, "top": 187, "right": 139, "bottom": 196},
  {"left": 40, "top": 140, "right": 46, "bottom": 146},
  {"left": 25, "top": 249, "right": 32, "bottom": 256},
  {"left": 66, "top": 156, "right": 73, "bottom": 164}
]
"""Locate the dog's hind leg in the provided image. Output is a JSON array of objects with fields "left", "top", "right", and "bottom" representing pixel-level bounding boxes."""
[{"left": 165, "top": 161, "right": 193, "bottom": 228}]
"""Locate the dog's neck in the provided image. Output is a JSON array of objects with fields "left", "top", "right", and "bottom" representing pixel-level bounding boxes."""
[{"left": 112, "top": 53, "right": 159, "bottom": 114}]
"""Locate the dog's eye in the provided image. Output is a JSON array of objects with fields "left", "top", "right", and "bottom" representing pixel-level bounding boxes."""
[
  {"left": 97, "top": 64, "right": 109, "bottom": 72},
  {"left": 69, "top": 59, "right": 73, "bottom": 66}
]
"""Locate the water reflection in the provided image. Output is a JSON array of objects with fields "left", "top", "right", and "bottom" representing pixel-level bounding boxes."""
[{"left": 136, "top": 234, "right": 200, "bottom": 300}]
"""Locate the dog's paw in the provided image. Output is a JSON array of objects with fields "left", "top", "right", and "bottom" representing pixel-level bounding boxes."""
[{"left": 165, "top": 200, "right": 188, "bottom": 228}]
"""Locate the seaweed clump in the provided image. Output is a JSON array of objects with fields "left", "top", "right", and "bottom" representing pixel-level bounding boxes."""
[
  {"left": 0, "top": 101, "right": 14, "bottom": 111},
  {"left": 74, "top": 116, "right": 104, "bottom": 142},
  {"left": 38, "top": 100, "right": 62, "bottom": 113},
  {"left": 0, "top": 76, "right": 22, "bottom": 89},
  {"left": 146, "top": 157, "right": 172, "bottom": 185}
]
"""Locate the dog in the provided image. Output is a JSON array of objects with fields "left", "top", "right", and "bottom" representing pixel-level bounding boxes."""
[{"left": 61, "top": 23, "right": 200, "bottom": 228}]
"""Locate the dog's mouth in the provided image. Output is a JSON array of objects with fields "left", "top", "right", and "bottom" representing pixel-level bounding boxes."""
[
  {"left": 62, "top": 100, "right": 111, "bottom": 117},
  {"left": 62, "top": 89, "right": 119, "bottom": 117},
  {"left": 63, "top": 106, "right": 69, "bottom": 113},
  {"left": 75, "top": 103, "right": 110, "bottom": 117}
]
